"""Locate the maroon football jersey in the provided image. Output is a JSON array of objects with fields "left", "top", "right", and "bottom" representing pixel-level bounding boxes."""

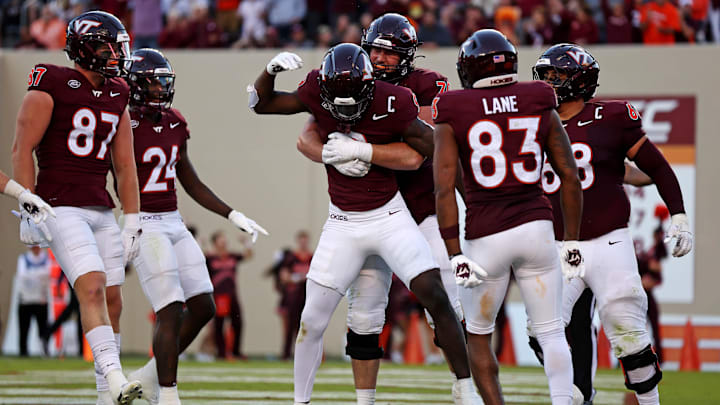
[
  {"left": 433, "top": 81, "right": 558, "bottom": 239},
  {"left": 131, "top": 108, "right": 189, "bottom": 212},
  {"left": 395, "top": 68, "right": 449, "bottom": 224},
  {"left": 297, "top": 69, "right": 419, "bottom": 212},
  {"left": 30, "top": 64, "right": 130, "bottom": 208},
  {"left": 542, "top": 100, "right": 645, "bottom": 240}
]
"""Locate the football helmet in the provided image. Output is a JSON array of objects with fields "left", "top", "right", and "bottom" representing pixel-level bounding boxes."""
[
  {"left": 65, "top": 11, "right": 131, "bottom": 78},
  {"left": 318, "top": 43, "right": 375, "bottom": 124},
  {"left": 532, "top": 43, "right": 599, "bottom": 103},
  {"left": 361, "top": 13, "right": 419, "bottom": 83},
  {"left": 456, "top": 29, "right": 518, "bottom": 89},
  {"left": 126, "top": 48, "right": 175, "bottom": 117}
]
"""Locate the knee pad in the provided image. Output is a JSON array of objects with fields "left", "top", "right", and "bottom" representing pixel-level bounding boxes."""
[
  {"left": 619, "top": 345, "right": 662, "bottom": 394},
  {"left": 345, "top": 329, "right": 383, "bottom": 360},
  {"left": 528, "top": 335, "right": 545, "bottom": 365}
]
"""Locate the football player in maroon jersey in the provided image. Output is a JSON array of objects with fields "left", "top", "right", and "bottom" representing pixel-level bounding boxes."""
[
  {"left": 294, "top": 13, "right": 475, "bottom": 405},
  {"left": 11, "top": 11, "right": 142, "bottom": 405},
  {"left": 530, "top": 43, "right": 692, "bottom": 405},
  {"left": 121, "top": 48, "right": 266, "bottom": 405},
  {"left": 250, "top": 43, "right": 479, "bottom": 405},
  {"left": 434, "top": 30, "right": 584, "bottom": 405}
]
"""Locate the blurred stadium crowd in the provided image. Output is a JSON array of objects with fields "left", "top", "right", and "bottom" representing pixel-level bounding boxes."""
[{"left": 1, "top": 0, "right": 719, "bottom": 51}]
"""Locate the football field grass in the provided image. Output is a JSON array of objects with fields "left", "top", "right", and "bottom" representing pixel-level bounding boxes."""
[{"left": 0, "top": 356, "right": 717, "bottom": 404}]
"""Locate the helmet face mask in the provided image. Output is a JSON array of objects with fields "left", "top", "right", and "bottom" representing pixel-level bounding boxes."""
[
  {"left": 127, "top": 49, "right": 176, "bottom": 119},
  {"left": 65, "top": 11, "right": 131, "bottom": 78},
  {"left": 532, "top": 44, "right": 600, "bottom": 103},
  {"left": 318, "top": 43, "right": 375, "bottom": 124},
  {"left": 361, "top": 13, "right": 418, "bottom": 83}
]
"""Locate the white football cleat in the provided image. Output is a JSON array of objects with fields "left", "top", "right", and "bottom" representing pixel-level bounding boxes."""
[
  {"left": 129, "top": 362, "right": 159, "bottom": 405},
  {"left": 572, "top": 385, "right": 584, "bottom": 405},
  {"left": 111, "top": 380, "right": 142, "bottom": 405},
  {"left": 452, "top": 380, "right": 484, "bottom": 405}
]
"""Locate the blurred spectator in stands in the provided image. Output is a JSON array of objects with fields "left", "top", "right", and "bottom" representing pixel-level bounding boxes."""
[
  {"left": 601, "top": 0, "right": 635, "bottom": 43},
  {"left": 234, "top": 0, "right": 268, "bottom": 48},
  {"left": 640, "top": 0, "right": 681, "bottom": 44},
  {"left": 710, "top": 0, "right": 720, "bottom": 42},
  {"left": 305, "top": 0, "right": 326, "bottom": 39},
  {"left": 439, "top": 2, "right": 464, "bottom": 43},
  {"left": 207, "top": 231, "right": 252, "bottom": 359},
  {"left": 278, "top": 230, "right": 312, "bottom": 360},
  {"left": 43, "top": 271, "right": 84, "bottom": 357},
  {"left": 333, "top": 13, "right": 351, "bottom": 41},
  {"left": 188, "top": 2, "right": 225, "bottom": 47},
  {"left": 680, "top": 0, "right": 709, "bottom": 42},
  {"left": 1, "top": 0, "right": 23, "bottom": 48},
  {"left": 569, "top": 4, "right": 598, "bottom": 43},
  {"left": 29, "top": 2, "right": 65, "bottom": 49},
  {"left": 518, "top": 0, "right": 545, "bottom": 18},
  {"left": 158, "top": 10, "right": 193, "bottom": 48},
  {"left": 129, "top": 0, "right": 163, "bottom": 49},
  {"left": 360, "top": 11, "right": 374, "bottom": 30},
  {"left": 494, "top": 0, "right": 522, "bottom": 44},
  {"left": 456, "top": 4, "right": 488, "bottom": 45},
  {"left": 216, "top": 0, "right": 240, "bottom": 39},
  {"left": 368, "top": 0, "right": 409, "bottom": 17},
  {"left": 524, "top": 5, "right": 553, "bottom": 45},
  {"left": 94, "top": 0, "right": 128, "bottom": 21},
  {"left": 15, "top": 246, "right": 51, "bottom": 357},
  {"left": 547, "top": 0, "right": 575, "bottom": 42},
  {"left": 342, "top": 22, "right": 363, "bottom": 43},
  {"left": 315, "top": 24, "right": 333, "bottom": 47},
  {"left": 265, "top": 248, "right": 291, "bottom": 359},
  {"left": 267, "top": 0, "right": 306, "bottom": 43},
  {"left": 418, "top": 9, "right": 454, "bottom": 47},
  {"left": 288, "top": 23, "right": 314, "bottom": 48}
]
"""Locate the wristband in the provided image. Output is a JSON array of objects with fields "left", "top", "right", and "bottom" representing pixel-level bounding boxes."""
[
  {"left": 439, "top": 224, "right": 460, "bottom": 240},
  {"left": 4, "top": 179, "right": 26, "bottom": 199},
  {"left": 123, "top": 213, "right": 139, "bottom": 229}
]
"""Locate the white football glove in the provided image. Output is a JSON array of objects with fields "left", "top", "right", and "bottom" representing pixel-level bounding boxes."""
[
  {"left": 228, "top": 210, "right": 268, "bottom": 243},
  {"left": 451, "top": 254, "right": 488, "bottom": 288},
  {"left": 120, "top": 214, "right": 142, "bottom": 266},
  {"left": 266, "top": 52, "right": 303, "bottom": 75},
  {"left": 560, "top": 240, "right": 585, "bottom": 282},
  {"left": 333, "top": 159, "right": 371, "bottom": 177},
  {"left": 4, "top": 179, "right": 57, "bottom": 224},
  {"left": 321, "top": 132, "right": 373, "bottom": 165},
  {"left": 12, "top": 209, "right": 51, "bottom": 246},
  {"left": 664, "top": 213, "right": 693, "bottom": 257}
]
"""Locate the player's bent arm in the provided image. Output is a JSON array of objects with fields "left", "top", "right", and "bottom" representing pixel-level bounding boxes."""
[
  {"left": 624, "top": 162, "right": 652, "bottom": 187},
  {"left": 371, "top": 143, "right": 424, "bottom": 170},
  {"left": 433, "top": 123, "right": 461, "bottom": 256},
  {"left": 175, "top": 143, "right": 233, "bottom": 217},
  {"left": 402, "top": 118, "right": 435, "bottom": 158},
  {"left": 250, "top": 71, "right": 308, "bottom": 115},
  {"left": 12, "top": 90, "right": 54, "bottom": 190},
  {"left": 628, "top": 136, "right": 685, "bottom": 214},
  {"left": 545, "top": 110, "right": 582, "bottom": 241},
  {"left": 297, "top": 118, "right": 324, "bottom": 163},
  {"left": 418, "top": 106, "right": 434, "bottom": 124},
  {"left": 111, "top": 108, "right": 140, "bottom": 215}
]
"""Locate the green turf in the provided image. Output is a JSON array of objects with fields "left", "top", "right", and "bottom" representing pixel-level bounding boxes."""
[{"left": 0, "top": 356, "right": 718, "bottom": 404}]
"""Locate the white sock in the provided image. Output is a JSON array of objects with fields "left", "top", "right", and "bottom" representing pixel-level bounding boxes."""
[
  {"left": 356, "top": 388, "right": 375, "bottom": 405},
  {"left": 87, "top": 326, "right": 120, "bottom": 392},
  {"left": 635, "top": 386, "right": 659, "bottom": 405},
  {"left": 159, "top": 385, "right": 180, "bottom": 404},
  {"left": 144, "top": 357, "right": 159, "bottom": 381},
  {"left": 293, "top": 281, "right": 343, "bottom": 403},
  {"left": 455, "top": 377, "right": 474, "bottom": 395},
  {"left": 535, "top": 325, "right": 573, "bottom": 405},
  {"left": 114, "top": 333, "right": 122, "bottom": 353}
]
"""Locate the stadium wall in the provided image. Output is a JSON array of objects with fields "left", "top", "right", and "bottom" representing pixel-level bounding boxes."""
[{"left": 0, "top": 46, "right": 718, "bottom": 356}]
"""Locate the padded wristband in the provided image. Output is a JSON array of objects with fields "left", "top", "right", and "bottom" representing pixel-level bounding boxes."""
[
  {"left": 4, "top": 179, "right": 25, "bottom": 199},
  {"left": 439, "top": 224, "right": 459, "bottom": 240}
]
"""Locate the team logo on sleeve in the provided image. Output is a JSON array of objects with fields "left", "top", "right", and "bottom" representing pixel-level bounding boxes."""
[
  {"left": 626, "top": 103, "right": 640, "bottom": 120},
  {"left": 67, "top": 79, "right": 81, "bottom": 89},
  {"left": 130, "top": 120, "right": 139, "bottom": 129}
]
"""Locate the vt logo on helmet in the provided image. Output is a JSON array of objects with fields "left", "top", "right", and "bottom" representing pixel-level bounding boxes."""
[
  {"left": 318, "top": 43, "right": 375, "bottom": 124},
  {"left": 532, "top": 43, "right": 600, "bottom": 103},
  {"left": 65, "top": 11, "right": 131, "bottom": 78},
  {"left": 126, "top": 48, "right": 176, "bottom": 121}
]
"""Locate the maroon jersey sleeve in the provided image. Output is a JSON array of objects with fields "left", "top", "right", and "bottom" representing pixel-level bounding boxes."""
[
  {"left": 27, "top": 64, "right": 56, "bottom": 94},
  {"left": 296, "top": 70, "right": 320, "bottom": 110},
  {"left": 605, "top": 100, "right": 646, "bottom": 152}
]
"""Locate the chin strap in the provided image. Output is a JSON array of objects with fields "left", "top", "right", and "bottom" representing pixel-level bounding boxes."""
[{"left": 472, "top": 73, "right": 518, "bottom": 89}]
